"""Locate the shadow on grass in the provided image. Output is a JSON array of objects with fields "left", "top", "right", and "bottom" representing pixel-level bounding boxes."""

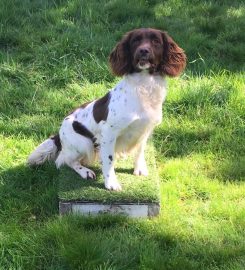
[
  {"left": 105, "top": 0, "right": 245, "bottom": 73},
  {"left": 208, "top": 156, "right": 245, "bottom": 182},
  {"left": 6, "top": 212, "right": 243, "bottom": 270},
  {"left": 58, "top": 166, "right": 105, "bottom": 192},
  {"left": 0, "top": 159, "right": 143, "bottom": 219},
  {"left": 153, "top": 126, "right": 214, "bottom": 158},
  {"left": 0, "top": 161, "right": 243, "bottom": 269},
  {"left": 153, "top": 126, "right": 245, "bottom": 182},
  {"left": 115, "top": 167, "right": 134, "bottom": 175},
  {"left": 59, "top": 165, "right": 135, "bottom": 193},
  {"left": 0, "top": 163, "right": 60, "bottom": 222},
  {"left": 1, "top": 0, "right": 244, "bottom": 76}
]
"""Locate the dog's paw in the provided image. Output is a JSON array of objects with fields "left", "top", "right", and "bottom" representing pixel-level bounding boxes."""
[
  {"left": 79, "top": 167, "right": 96, "bottom": 180},
  {"left": 85, "top": 169, "right": 96, "bottom": 180},
  {"left": 105, "top": 179, "right": 122, "bottom": 191},
  {"left": 133, "top": 166, "right": 148, "bottom": 176}
]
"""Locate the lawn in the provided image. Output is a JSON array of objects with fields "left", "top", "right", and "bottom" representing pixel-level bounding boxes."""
[{"left": 0, "top": 0, "right": 245, "bottom": 269}]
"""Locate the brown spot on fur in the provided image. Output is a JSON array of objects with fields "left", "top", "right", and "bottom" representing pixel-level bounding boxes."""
[
  {"left": 94, "top": 143, "right": 100, "bottom": 148},
  {"left": 93, "top": 92, "right": 111, "bottom": 123},
  {"left": 50, "top": 134, "right": 62, "bottom": 151},
  {"left": 72, "top": 121, "right": 95, "bottom": 141}
]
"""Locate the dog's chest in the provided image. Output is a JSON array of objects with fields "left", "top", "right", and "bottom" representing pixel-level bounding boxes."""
[
  {"left": 114, "top": 73, "right": 167, "bottom": 124},
  {"left": 111, "top": 73, "right": 167, "bottom": 151}
]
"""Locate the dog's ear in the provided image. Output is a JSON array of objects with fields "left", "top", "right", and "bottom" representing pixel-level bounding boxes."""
[
  {"left": 160, "top": 31, "right": 186, "bottom": 77},
  {"left": 109, "top": 31, "right": 133, "bottom": 76}
]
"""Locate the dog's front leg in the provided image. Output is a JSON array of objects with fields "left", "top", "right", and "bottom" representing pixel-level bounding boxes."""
[
  {"left": 100, "top": 126, "right": 122, "bottom": 191},
  {"left": 133, "top": 135, "right": 149, "bottom": 176}
]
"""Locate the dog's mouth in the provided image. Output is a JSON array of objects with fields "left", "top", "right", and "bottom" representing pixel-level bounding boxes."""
[
  {"left": 136, "top": 57, "right": 155, "bottom": 70},
  {"left": 137, "top": 59, "right": 151, "bottom": 69}
]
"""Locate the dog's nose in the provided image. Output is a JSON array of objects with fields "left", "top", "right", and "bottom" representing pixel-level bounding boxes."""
[{"left": 139, "top": 48, "right": 150, "bottom": 56}]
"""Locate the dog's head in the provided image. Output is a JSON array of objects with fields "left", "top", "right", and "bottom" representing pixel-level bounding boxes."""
[{"left": 109, "top": 28, "right": 186, "bottom": 77}]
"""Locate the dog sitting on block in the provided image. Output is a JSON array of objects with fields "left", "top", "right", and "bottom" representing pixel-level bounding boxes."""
[{"left": 28, "top": 28, "right": 186, "bottom": 191}]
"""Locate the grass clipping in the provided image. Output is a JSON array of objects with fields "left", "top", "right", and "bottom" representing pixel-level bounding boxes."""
[{"left": 59, "top": 143, "right": 160, "bottom": 204}]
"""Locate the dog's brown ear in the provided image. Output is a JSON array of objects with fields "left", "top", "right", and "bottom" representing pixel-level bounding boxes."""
[
  {"left": 160, "top": 31, "right": 186, "bottom": 77},
  {"left": 109, "top": 31, "right": 133, "bottom": 76}
]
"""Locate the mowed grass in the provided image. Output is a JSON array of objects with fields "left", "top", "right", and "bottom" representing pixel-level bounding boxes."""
[
  {"left": 59, "top": 144, "right": 160, "bottom": 203},
  {"left": 0, "top": 0, "right": 245, "bottom": 269}
]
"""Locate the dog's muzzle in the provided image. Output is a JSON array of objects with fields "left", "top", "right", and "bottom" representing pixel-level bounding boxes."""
[{"left": 135, "top": 46, "right": 154, "bottom": 70}]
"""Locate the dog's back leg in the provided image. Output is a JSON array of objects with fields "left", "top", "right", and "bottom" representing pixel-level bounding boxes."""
[
  {"left": 66, "top": 160, "right": 96, "bottom": 180},
  {"left": 55, "top": 140, "right": 96, "bottom": 180}
]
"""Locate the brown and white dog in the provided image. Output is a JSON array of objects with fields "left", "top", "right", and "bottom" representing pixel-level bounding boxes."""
[{"left": 28, "top": 28, "right": 186, "bottom": 191}]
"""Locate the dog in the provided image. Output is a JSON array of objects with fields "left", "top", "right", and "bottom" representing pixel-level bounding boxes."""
[{"left": 27, "top": 28, "right": 186, "bottom": 191}]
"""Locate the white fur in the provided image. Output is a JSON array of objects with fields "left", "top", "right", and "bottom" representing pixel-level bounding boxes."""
[
  {"left": 27, "top": 138, "right": 58, "bottom": 165},
  {"left": 28, "top": 72, "right": 167, "bottom": 191}
]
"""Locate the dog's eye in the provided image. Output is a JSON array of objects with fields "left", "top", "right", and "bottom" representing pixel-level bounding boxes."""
[
  {"left": 132, "top": 36, "right": 142, "bottom": 44},
  {"left": 152, "top": 39, "right": 161, "bottom": 45}
]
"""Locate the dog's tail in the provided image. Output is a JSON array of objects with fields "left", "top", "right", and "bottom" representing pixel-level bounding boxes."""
[{"left": 27, "top": 135, "right": 61, "bottom": 166}]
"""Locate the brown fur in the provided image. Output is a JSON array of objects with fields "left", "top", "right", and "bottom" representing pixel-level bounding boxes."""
[
  {"left": 50, "top": 134, "right": 62, "bottom": 151},
  {"left": 93, "top": 92, "right": 111, "bottom": 123},
  {"left": 109, "top": 28, "right": 186, "bottom": 77},
  {"left": 160, "top": 31, "right": 186, "bottom": 77},
  {"left": 72, "top": 121, "right": 95, "bottom": 141}
]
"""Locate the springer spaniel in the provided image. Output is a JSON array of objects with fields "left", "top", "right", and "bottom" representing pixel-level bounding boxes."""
[{"left": 28, "top": 28, "right": 186, "bottom": 191}]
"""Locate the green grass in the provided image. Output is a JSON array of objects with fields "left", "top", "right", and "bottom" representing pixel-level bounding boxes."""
[
  {"left": 59, "top": 144, "right": 160, "bottom": 203},
  {"left": 0, "top": 0, "right": 245, "bottom": 269}
]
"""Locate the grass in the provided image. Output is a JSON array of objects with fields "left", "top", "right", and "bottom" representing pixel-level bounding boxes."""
[
  {"left": 0, "top": 0, "right": 245, "bottom": 269},
  {"left": 59, "top": 144, "right": 160, "bottom": 203}
]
